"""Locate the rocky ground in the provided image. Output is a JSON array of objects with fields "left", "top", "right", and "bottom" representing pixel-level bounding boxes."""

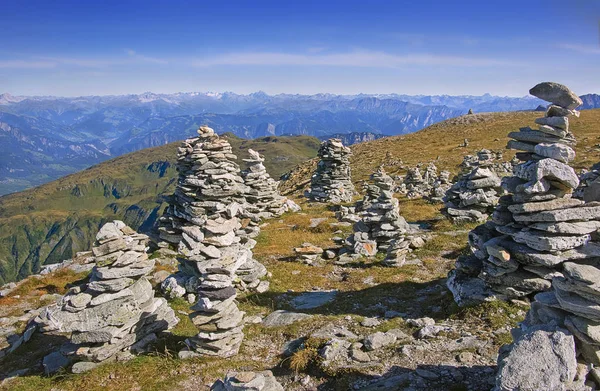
[{"left": 0, "top": 196, "right": 530, "bottom": 391}]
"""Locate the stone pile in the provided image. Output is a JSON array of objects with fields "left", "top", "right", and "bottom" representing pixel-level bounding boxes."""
[
  {"left": 157, "top": 126, "right": 251, "bottom": 358},
  {"left": 346, "top": 168, "right": 419, "bottom": 266},
  {"left": 237, "top": 148, "right": 299, "bottom": 292},
  {"left": 211, "top": 370, "right": 284, "bottom": 391},
  {"left": 443, "top": 149, "right": 506, "bottom": 224},
  {"left": 38, "top": 221, "right": 178, "bottom": 369},
  {"left": 293, "top": 243, "right": 325, "bottom": 265},
  {"left": 448, "top": 82, "right": 600, "bottom": 307},
  {"left": 355, "top": 179, "right": 380, "bottom": 212},
  {"left": 239, "top": 149, "right": 287, "bottom": 234},
  {"left": 306, "top": 138, "right": 356, "bottom": 203},
  {"left": 574, "top": 162, "right": 600, "bottom": 202},
  {"left": 427, "top": 170, "right": 452, "bottom": 203}
]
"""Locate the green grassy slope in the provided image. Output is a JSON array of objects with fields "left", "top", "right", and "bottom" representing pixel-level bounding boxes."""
[{"left": 0, "top": 134, "right": 320, "bottom": 284}]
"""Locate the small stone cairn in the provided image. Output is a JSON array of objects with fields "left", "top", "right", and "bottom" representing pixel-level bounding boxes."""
[
  {"left": 211, "top": 370, "right": 284, "bottom": 391},
  {"left": 237, "top": 148, "right": 299, "bottom": 292},
  {"left": 157, "top": 126, "right": 251, "bottom": 358},
  {"left": 306, "top": 138, "right": 356, "bottom": 203},
  {"left": 493, "top": 85, "right": 600, "bottom": 391},
  {"left": 428, "top": 170, "right": 452, "bottom": 203},
  {"left": 443, "top": 149, "right": 507, "bottom": 224},
  {"left": 239, "top": 149, "right": 288, "bottom": 233},
  {"left": 38, "top": 221, "right": 178, "bottom": 369},
  {"left": 345, "top": 167, "right": 423, "bottom": 266},
  {"left": 448, "top": 82, "right": 600, "bottom": 307}
]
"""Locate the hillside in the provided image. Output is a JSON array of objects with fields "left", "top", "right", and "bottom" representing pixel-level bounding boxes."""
[
  {"left": 2, "top": 109, "right": 600, "bottom": 390},
  {"left": 0, "top": 91, "right": 553, "bottom": 194},
  {"left": 281, "top": 109, "right": 600, "bottom": 194},
  {"left": 2, "top": 109, "right": 600, "bottom": 285},
  {"left": 0, "top": 134, "right": 320, "bottom": 284}
]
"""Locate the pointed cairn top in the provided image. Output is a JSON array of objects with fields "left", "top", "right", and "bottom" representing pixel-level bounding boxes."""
[{"left": 197, "top": 125, "right": 216, "bottom": 138}]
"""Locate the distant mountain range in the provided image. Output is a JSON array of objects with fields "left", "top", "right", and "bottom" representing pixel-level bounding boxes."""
[{"left": 1, "top": 91, "right": 598, "bottom": 195}]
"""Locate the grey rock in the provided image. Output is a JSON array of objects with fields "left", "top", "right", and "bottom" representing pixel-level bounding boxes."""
[
  {"left": 262, "top": 310, "right": 312, "bottom": 327},
  {"left": 289, "top": 290, "right": 337, "bottom": 310},
  {"left": 529, "top": 82, "right": 582, "bottom": 109},
  {"left": 363, "top": 331, "right": 397, "bottom": 351},
  {"left": 71, "top": 361, "right": 99, "bottom": 374},
  {"left": 43, "top": 351, "right": 70, "bottom": 375},
  {"left": 495, "top": 326, "right": 577, "bottom": 391}
]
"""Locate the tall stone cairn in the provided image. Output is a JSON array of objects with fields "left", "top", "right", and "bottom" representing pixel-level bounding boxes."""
[
  {"left": 159, "top": 126, "right": 250, "bottom": 357},
  {"left": 236, "top": 148, "right": 288, "bottom": 292},
  {"left": 447, "top": 82, "right": 600, "bottom": 308},
  {"left": 443, "top": 149, "right": 506, "bottom": 224},
  {"left": 494, "top": 85, "right": 600, "bottom": 391},
  {"left": 349, "top": 167, "right": 410, "bottom": 260},
  {"left": 38, "top": 221, "right": 178, "bottom": 367},
  {"left": 306, "top": 138, "right": 356, "bottom": 203}
]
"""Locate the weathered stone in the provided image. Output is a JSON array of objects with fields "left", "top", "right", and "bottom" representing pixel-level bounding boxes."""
[
  {"left": 495, "top": 326, "right": 577, "bottom": 391},
  {"left": 529, "top": 82, "right": 583, "bottom": 110}
]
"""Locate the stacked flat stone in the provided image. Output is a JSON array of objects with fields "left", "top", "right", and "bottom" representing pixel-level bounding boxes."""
[
  {"left": 448, "top": 82, "right": 598, "bottom": 307},
  {"left": 38, "top": 221, "right": 178, "bottom": 367},
  {"left": 211, "top": 370, "right": 284, "bottom": 391},
  {"left": 355, "top": 180, "right": 380, "bottom": 212},
  {"left": 349, "top": 168, "right": 410, "bottom": 258},
  {"left": 306, "top": 138, "right": 356, "bottom": 203},
  {"left": 428, "top": 170, "right": 452, "bottom": 203},
  {"left": 443, "top": 149, "right": 505, "bottom": 223},
  {"left": 574, "top": 162, "right": 600, "bottom": 202},
  {"left": 493, "top": 88, "right": 600, "bottom": 391},
  {"left": 399, "top": 166, "right": 425, "bottom": 198},
  {"left": 236, "top": 148, "right": 289, "bottom": 292},
  {"left": 159, "top": 126, "right": 250, "bottom": 358},
  {"left": 240, "top": 148, "right": 287, "bottom": 232}
]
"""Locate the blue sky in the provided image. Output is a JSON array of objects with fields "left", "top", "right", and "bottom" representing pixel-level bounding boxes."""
[{"left": 1, "top": 0, "right": 599, "bottom": 97}]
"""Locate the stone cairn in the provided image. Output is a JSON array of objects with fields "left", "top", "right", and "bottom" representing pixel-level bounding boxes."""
[
  {"left": 493, "top": 85, "right": 600, "bottom": 391},
  {"left": 428, "top": 170, "right": 452, "bottom": 203},
  {"left": 158, "top": 126, "right": 251, "bottom": 358},
  {"left": 211, "top": 370, "right": 284, "bottom": 391},
  {"left": 447, "top": 82, "right": 600, "bottom": 308},
  {"left": 306, "top": 138, "right": 356, "bottom": 203},
  {"left": 236, "top": 148, "right": 289, "bottom": 293},
  {"left": 38, "top": 221, "right": 178, "bottom": 371},
  {"left": 442, "top": 149, "right": 507, "bottom": 224},
  {"left": 344, "top": 167, "right": 423, "bottom": 267}
]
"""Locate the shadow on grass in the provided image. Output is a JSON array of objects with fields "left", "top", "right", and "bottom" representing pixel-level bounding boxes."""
[
  {"left": 239, "top": 278, "right": 461, "bottom": 322},
  {"left": 311, "top": 363, "right": 496, "bottom": 391}
]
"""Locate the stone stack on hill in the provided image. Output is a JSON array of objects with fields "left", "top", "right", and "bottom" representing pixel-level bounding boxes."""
[
  {"left": 157, "top": 126, "right": 251, "bottom": 358},
  {"left": 346, "top": 168, "right": 414, "bottom": 265},
  {"left": 355, "top": 179, "right": 381, "bottom": 212},
  {"left": 443, "top": 149, "right": 506, "bottom": 223},
  {"left": 398, "top": 166, "right": 424, "bottom": 198},
  {"left": 448, "top": 82, "right": 599, "bottom": 308},
  {"left": 38, "top": 221, "right": 178, "bottom": 370},
  {"left": 239, "top": 149, "right": 287, "bottom": 234},
  {"left": 492, "top": 86, "right": 600, "bottom": 391},
  {"left": 236, "top": 148, "right": 295, "bottom": 293},
  {"left": 428, "top": 170, "right": 452, "bottom": 203},
  {"left": 306, "top": 138, "right": 356, "bottom": 203}
]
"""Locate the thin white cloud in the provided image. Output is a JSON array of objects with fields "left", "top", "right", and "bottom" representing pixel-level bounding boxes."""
[
  {"left": 125, "top": 49, "right": 168, "bottom": 64},
  {"left": 0, "top": 60, "right": 56, "bottom": 69},
  {"left": 191, "top": 49, "right": 524, "bottom": 68},
  {"left": 557, "top": 43, "right": 600, "bottom": 54}
]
